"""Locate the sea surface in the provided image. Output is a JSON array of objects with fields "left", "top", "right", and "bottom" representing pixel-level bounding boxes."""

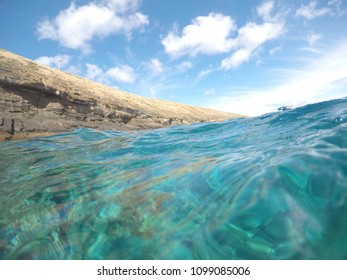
[{"left": 1, "top": 98, "right": 347, "bottom": 260}]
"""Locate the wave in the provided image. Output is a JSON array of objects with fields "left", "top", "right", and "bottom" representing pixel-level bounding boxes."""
[{"left": 0, "top": 97, "right": 347, "bottom": 259}]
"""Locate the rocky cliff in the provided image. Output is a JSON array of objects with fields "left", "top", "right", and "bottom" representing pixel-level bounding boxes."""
[{"left": 0, "top": 49, "right": 243, "bottom": 140}]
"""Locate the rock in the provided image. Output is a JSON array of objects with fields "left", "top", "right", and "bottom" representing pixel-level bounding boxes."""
[
  {"left": 119, "top": 112, "right": 132, "bottom": 124},
  {"left": 107, "top": 111, "right": 116, "bottom": 120},
  {"left": 45, "top": 102, "right": 65, "bottom": 115},
  {"left": 9, "top": 119, "right": 14, "bottom": 135},
  {"left": 0, "top": 48, "right": 245, "bottom": 140}
]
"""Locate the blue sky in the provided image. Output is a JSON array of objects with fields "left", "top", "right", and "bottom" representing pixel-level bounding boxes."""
[{"left": 1, "top": 0, "right": 347, "bottom": 116}]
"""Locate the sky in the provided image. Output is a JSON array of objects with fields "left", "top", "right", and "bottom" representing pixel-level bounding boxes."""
[{"left": 1, "top": 0, "right": 347, "bottom": 116}]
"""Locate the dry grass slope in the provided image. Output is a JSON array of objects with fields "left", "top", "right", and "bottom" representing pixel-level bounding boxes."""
[{"left": 0, "top": 49, "right": 245, "bottom": 140}]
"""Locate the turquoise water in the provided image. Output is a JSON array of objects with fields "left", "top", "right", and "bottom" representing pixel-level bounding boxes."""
[{"left": 1, "top": 98, "right": 347, "bottom": 260}]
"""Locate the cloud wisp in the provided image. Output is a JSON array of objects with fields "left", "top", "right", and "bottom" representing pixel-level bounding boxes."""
[
  {"left": 144, "top": 58, "right": 164, "bottom": 76},
  {"left": 36, "top": 0, "right": 148, "bottom": 53},
  {"left": 307, "top": 33, "right": 323, "bottom": 46},
  {"left": 212, "top": 41, "right": 347, "bottom": 116},
  {"left": 296, "top": 1, "right": 331, "bottom": 20}
]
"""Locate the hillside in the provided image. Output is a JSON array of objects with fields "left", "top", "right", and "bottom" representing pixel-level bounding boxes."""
[{"left": 0, "top": 49, "right": 243, "bottom": 140}]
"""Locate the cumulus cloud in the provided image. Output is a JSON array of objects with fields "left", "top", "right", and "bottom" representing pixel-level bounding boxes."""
[
  {"left": 161, "top": 13, "right": 236, "bottom": 57},
  {"left": 86, "top": 63, "right": 104, "bottom": 81},
  {"left": 221, "top": 21, "right": 284, "bottom": 69},
  {"left": 161, "top": 1, "right": 285, "bottom": 70},
  {"left": 296, "top": 1, "right": 330, "bottom": 20},
  {"left": 35, "top": 55, "right": 71, "bottom": 69},
  {"left": 221, "top": 48, "right": 252, "bottom": 69},
  {"left": 85, "top": 63, "right": 135, "bottom": 84},
  {"left": 221, "top": 1, "right": 285, "bottom": 70},
  {"left": 106, "top": 65, "right": 136, "bottom": 83},
  {"left": 37, "top": 0, "right": 148, "bottom": 53}
]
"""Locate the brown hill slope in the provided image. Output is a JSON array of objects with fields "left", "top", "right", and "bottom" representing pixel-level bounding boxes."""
[{"left": 0, "top": 49, "right": 244, "bottom": 140}]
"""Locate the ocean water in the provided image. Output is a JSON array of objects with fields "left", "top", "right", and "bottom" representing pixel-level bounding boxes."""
[{"left": 1, "top": 98, "right": 347, "bottom": 260}]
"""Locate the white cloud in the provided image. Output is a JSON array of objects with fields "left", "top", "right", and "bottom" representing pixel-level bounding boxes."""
[
  {"left": 86, "top": 63, "right": 104, "bottom": 81},
  {"left": 35, "top": 55, "right": 80, "bottom": 75},
  {"left": 203, "top": 88, "right": 216, "bottom": 96},
  {"left": 146, "top": 58, "right": 164, "bottom": 75},
  {"left": 161, "top": 13, "right": 236, "bottom": 57},
  {"left": 257, "top": 1, "right": 275, "bottom": 22},
  {"left": 221, "top": 20, "right": 285, "bottom": 70},
  {"left": 176, "top": 61, "right": 193, "bottom": 72},
  {"left": 307, "top": 33, "right": 322, "bottom": 46},
  {"left": 35, "top": 55, "right": 71, "bottom": 69},
  {"left": 148, "top": 86, "right": 157, "bottom": 98},
  {"left": 331, "top": 77, "right": 347, "bottom": 87},
  {"left": 84, "top": 63, "right": 136, "bottom": 84},
  {"left": 328, "top": 0, "right": 341, "bottom": 5},
  {"left": 193, "top": 68, "right": 217, "bottom": 85},
  {"left": 106, "top": 0, "right": 141, "bottom": 12},
  {"left": 296, "top": 1, "right": 330, "bottom": 20},
  {"left": 221, "top": 48, "right": 252, "bottom": 69},
  {"left": 37, "top": 0, "right": 148, "bottom": 53},
  {"left": 161, "top": 2, "right": 284, "bottom": 71},
  {"left": 220, "top": 1, "right": 285, "bottom": 70},
  {"left": 106, "top": 65, "right": 136, "bottom": 83},
  {"left": 256, "top": 59, "right": 263, "bottom": 67},
  {"left": 328, "top": 0, "right": 347, "bottom": 16},
  {"left": 65, "top": 65, "right": 81, "bottom": 75},
  {"left": 145, "top": 82, "right": 181, "bottom": 99},
  {"left": 211, "top": 41, "right": 347, "bottom": 116},
  {"left": 269, "top": 46, "right": 282, "bottom": 55}
]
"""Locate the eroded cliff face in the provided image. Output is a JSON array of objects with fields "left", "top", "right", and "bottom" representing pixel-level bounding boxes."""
[{"left": 0, "top": 49, "right": 244, "bottom": 140}]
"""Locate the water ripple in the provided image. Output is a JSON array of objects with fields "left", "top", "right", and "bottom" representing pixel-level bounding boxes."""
[{"left": 1, "top": 98, "right": 347, "bottom": 259}]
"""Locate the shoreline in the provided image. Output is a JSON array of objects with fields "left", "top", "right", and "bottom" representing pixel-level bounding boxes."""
[
  {"left": 0, "top": 131, "right": 62, "bottom": 142},
  {"left": 1, "top": 49, "right": 245, "bottom": 142}
]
